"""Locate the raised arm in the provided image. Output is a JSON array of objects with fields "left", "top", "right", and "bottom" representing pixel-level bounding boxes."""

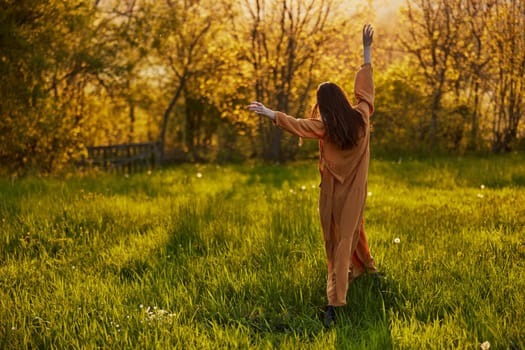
[{"left": 354, "top": 24, "right": 375, "bottom": 117}]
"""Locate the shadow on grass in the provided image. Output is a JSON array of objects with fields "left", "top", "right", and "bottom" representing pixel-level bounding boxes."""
[
  {"left": 230, "top": 272, "right": 401, "bottom": 348},
  {"left": 118, "top": 163, "right": 409, "bottom": 347},
  {"left": 112, "top": 236, "right": 405, "bottom": 348},
  {"left": 155, "top": 194, "right": 404, "bottom": 348},
  {"left": 299, "top": 273, "right": 392, "bottom": 350},
  {"left": 370, "top": 154, "right": 525, "bottom": 189},
  {"left": 243, "top": 162, "right": 316, "bottom": 189}
]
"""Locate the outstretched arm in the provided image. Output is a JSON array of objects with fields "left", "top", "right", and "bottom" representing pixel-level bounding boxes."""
[
  {"left": 247, "top": 101, "right": 325, "bottom": 139},
  {"left": 363, "top": 23, "right": 374, "bottom": 65}
]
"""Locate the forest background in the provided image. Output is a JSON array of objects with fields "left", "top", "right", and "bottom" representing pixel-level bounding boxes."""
[{"left": 1, "top": 0, "right": 524, "bottom": 175}]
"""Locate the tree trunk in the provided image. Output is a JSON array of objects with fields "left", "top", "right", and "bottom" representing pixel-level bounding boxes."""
[
  {"left": 270, "top": 128, "right": 283, "bottom": 162},
  {"left": 159, "top": 75, "right": 186, "bottom": 163},
  {"left": 128, "top": 102, "right": 135, "bottom": 144},
  {"left": 430, "top": 91, "right": 441, "bottom": 149}
]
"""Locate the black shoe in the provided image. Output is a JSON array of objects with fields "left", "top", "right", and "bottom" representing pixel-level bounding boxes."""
[
  {"left": 373, "top": 272, "right": 385, "bottom": 290},
  {"left": 324, "top": 305, "right": 336, "bottom": 328}
]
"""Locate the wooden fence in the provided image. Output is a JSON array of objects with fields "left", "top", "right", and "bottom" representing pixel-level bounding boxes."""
[{"left": 81, "top": 142, "right": 161, "bottom": 173}]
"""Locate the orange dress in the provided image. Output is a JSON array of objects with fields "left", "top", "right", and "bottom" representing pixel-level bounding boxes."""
[{"left": 273, "top": 64, "right": 377, "bottom": 306}]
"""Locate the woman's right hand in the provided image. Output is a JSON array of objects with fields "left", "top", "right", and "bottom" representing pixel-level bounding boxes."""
[{"left": 248, "top": 101, "right": 276, "bottom": 120}]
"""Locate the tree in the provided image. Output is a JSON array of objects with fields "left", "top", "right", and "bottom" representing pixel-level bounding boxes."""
[
  {"left": 237, "top": 0, "right": 352, "bottom": 161},
  {"left": 86, "top": 0, "right": 162, "bottom": 146},
  {"left": 400, "top": 0, "right": 464, "bottom": 149},
  {"left": 0, "top": 0, "right": 115, "bottom": 173},
  {"left": 151, "top": 0, "right": 234, "bottom": 162},
  {"left": 460, "top": 1, "right": 492, "bottom": 151},
  {"left": 487, "top": 0, "right": 525, "bottom": 152},
  {"left": 372, "top": 59, "right": 429, "bottom": 153}
]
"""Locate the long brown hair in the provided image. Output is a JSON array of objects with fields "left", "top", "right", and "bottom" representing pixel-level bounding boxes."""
[{"left": 313, "top": 82, "right": 366, "bottom": 150}]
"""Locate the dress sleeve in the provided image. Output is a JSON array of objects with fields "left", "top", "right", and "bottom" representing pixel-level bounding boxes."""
[
  {"left": 273, "top": 112, "right": 325, "bottom": 139},
  {"left": 354, "top": 63, "right": 374, "bottom": 117}
]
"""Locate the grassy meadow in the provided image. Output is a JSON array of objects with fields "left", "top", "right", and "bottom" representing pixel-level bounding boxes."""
[{"left": 1, "top": 154, "right": 524, "bottom": 349}]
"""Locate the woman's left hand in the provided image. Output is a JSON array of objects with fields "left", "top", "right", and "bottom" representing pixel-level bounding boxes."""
[{"left": 363, "top": 24, "right": 374, "bottom": 47}]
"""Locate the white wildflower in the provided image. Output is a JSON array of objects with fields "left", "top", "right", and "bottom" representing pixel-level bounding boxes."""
[
  {"left": 394, "top": 237, "right": 401, "bottom": 244},
  {"left": 301, "top": 185, "right": 306, "bottom": 191},
  {"left": 196, "top": 172, "right": 202, "bottom": 178},
  {"left": 142, "top": 305, "right": 174, "bottom": 325},
  {"left": 480, "top": 341, "right": 490, "bottom": 350},
  {"left": 367, "top": 192, "right": 372, "bottom": 196},
  {"left": 480, "top": 184, "right": 485, "bottom": 190},
  {"left": 477, "top": 193, "right": 484, "bottom": 198}
]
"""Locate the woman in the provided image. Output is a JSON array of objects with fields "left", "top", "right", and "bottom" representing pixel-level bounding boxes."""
[{"left": 248, "top": 24, "right": 378, "bottom": 327}]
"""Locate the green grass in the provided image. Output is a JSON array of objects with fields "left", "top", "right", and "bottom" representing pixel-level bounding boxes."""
[{"left": 1, "top": 154, "right": 524, "bottom": 349}]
